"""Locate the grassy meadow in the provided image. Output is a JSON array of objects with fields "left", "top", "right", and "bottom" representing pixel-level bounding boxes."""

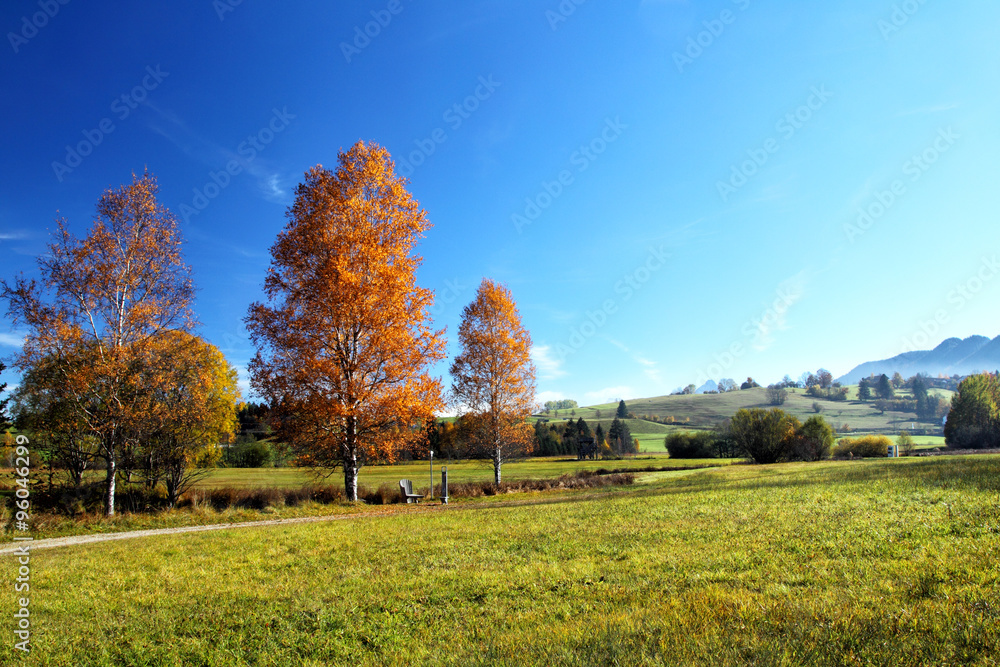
[{"left": 8, "top": 455, "right": 999, "bottom": 665}]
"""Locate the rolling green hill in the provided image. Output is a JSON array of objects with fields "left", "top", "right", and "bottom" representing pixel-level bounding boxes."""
[{"left": 536, "top": 386, "right": 952, "bottom": 437}]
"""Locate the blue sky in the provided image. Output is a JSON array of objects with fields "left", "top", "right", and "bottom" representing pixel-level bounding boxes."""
[{"left": 2, "top": 0, "right": 998, "bottom": 406}]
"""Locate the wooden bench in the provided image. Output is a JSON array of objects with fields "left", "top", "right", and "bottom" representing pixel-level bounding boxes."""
[{"left": 399, "top": 479, "right": 423, "bottom": 504}]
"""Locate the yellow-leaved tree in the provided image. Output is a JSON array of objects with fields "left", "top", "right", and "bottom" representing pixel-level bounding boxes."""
[
  {"left": 450, "top": 279, "right": 537, "bottom": 484},
  {"left": 246, "top": 141, "right": 445, "bottom": 501},
  {"left": 138, "top": 331, "right": 240, "bottom": 506}
]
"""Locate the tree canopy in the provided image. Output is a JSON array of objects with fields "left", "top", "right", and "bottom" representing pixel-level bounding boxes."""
[
  {"left": 944, "top": 373, "right": 1000, "bottom": 449},
  {"left": 246, "top": 142, "right": 445, "bottom": 500},
  {"left": 1, "top": 172, "right": 195, "bottom": 515},
  {"left": 450, "top": 278, "right": 536, "bottom": 484}
]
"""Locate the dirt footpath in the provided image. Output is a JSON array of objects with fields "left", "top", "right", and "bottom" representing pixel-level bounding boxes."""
[
  {"left": 0, "top": 482, "right": 670, "bottom": 555},
  {"left": 0, "top": 508, "right": 432, "bottom": 555}
]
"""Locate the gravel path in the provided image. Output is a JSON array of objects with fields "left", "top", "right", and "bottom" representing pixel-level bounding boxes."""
[
  {"left": 0, "top": 477, "right": 678, "bottom": 555},
  {"left": 0, "top": 507, "right": 436, "bottom": 555}
]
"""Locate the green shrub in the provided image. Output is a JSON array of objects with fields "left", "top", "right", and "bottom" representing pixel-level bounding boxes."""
[
  {"left": 729, "top": 408, "right": 800, "bottom": 464},
  {"left": 223, "top": 438, "right": 273, "bottom": 468},
  {"left": 791, "top": 416, "right": 835, "bottom": 461},
  {"left": 664, "top": 431, "right": 716, "bottom": 459},
  {"left": 833, "top": 435, "right": 892, "bottom": 458}
]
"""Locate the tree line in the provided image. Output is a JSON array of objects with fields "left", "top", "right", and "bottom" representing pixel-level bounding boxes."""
[{"left": 426, "top": 414, "right": 639, "bottom": 461}]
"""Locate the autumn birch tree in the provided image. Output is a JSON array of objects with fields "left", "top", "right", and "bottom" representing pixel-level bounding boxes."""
[
  {"left": 1, "top": 172, "right": 194, "bottom": 515},
  {"left": 246, "top": 141, "right": 444, "bottom": 501},
  {"left": 450, "top": 279, "right": 536, "bottom": 484}
]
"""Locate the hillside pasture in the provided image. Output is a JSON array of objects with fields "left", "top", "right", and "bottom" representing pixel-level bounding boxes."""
[{"left": 560, "top": 387, "right": 947, "bottom": 434}]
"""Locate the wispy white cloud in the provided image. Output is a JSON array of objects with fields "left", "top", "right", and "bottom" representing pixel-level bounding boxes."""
[
  {"left": 0, "top": 232, "right": 28, "bottom": 241},
  {"left": 605, "top": 337, "right": 663, "bottom": 383},
  {"left": 582, "top": 386, "right": 633, "bottom": 406},
  {"left": 146, "top": 102, "right": 291, "bottom": 206},
  {"left": 228, "top": 363, "right": 251, "bottom": 402},
  {"left": 531, "top": 344, "right": 567, "bottom": 380},
  {"left": 535, "top": 390, "right": 567, "bottom": 405},
  {"left": 261, "top": 174, "right": 287, "bottom": 202},
  {"left": 0, "top": 332, "right": 25, "bottom": 348}
]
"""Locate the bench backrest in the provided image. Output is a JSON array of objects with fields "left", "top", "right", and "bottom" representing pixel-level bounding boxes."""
[{"left": 399, "top": 479, "right": 414, "bottom": 495}]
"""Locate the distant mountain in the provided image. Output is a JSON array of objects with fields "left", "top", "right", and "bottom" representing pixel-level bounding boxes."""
[
  {"left": 695, "top": 380, "right": 718, "bottom": 394},
  {"left": 837, "top": 335, "right": 1000, "bottom": 384}
]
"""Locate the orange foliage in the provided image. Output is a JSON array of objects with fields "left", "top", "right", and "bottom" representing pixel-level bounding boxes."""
[
  {"left": 2, "top": 172, "right": 194, "bottom": 515},
  {"left": 246, "top": 141, "right": 445, "bottom": 500},
  {"left": 450, "top": 279, "right": 536, "bottom": 483}
]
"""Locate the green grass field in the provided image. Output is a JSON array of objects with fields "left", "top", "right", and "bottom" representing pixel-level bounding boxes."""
[
  {"left": 2, "top": 457, "right": 722, "bottom": 540},
  {"left": 9, "top": 455, "right": 998, "bottom": 665}
]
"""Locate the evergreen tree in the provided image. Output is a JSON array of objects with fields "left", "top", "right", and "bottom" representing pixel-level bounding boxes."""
[
  {"left": 608, "top": 417, "right": 634, "bottom": 456},
  {"left": 616, "top": 400, "right": 628, "bottom": 419},
  {"left": 533, "top": 421, "right": 551, "bottom": 456},
  {"left": 876, "top": 374, "right": 895, "bottom": 400},
  {"left": 944, "top": 373, "right": 1000, "bottom": 449},
  {"left": 858, "top": 378, "right": 872, "bottom": 402},
  {"left": 912, "top": 375, "right": 929, "bottom": 418}
]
